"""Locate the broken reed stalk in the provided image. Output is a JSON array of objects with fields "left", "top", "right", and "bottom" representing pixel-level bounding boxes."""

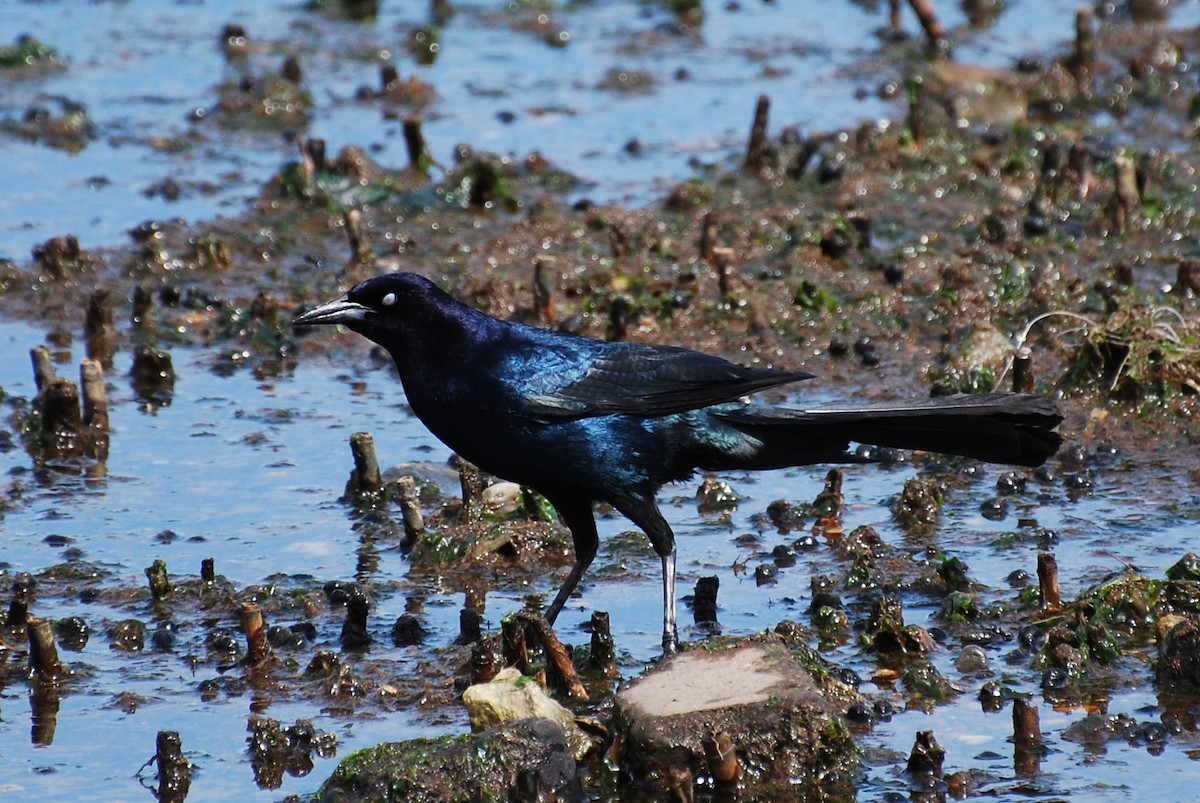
[
  {"left": 83, "top": 360, "right": 110, "bottom": 460},
  {"left": 698, "top": 211, "right": 719, "bottom": 265},
  {"left": 145, "top": 559, "right": 171, "bottom": 602},
  {"left": 6, "top": 572, "right": 32, "bottom": 628},
  {"left": 380, "top": 63, "right": 400, "bottom": 92},
  {"left": 457, "top": 605, "right": 483, "bottom": 645},
  {"left": 154, "top": 730, "right": 191, "bottom": 803},
  {"left": 27, "top": 615, "right": 65, "bottom": 681},
  {"left": 84, "top": 290, "right": 115, "bottom": 367},
  {"left": 713, "top": 247, "right": 737, "bottom": 302},
  {"left": 533, "top": 256, "right": 556, "bottom": 323},
  {"left": 501, "top": 616, "right": 531, "bottom": 672},
  {"left": 744, "top": 94, "right": 771, "bottom": 175},
  {"left": 131, "top": 285, "right": 154, "bottom": 331},
  {"left": 1012, "top": 698, "right": 1042, "bottom": 750},
  {"left": 1012, "top": 347, "right": 1034, "bottom": 393},
  {"left": 1037, "top": 552, "right": 1061, "bottom": 611},
  {"left": 403, "top": 116, "right": 430, "bottom": 174},
  {"left": 302, "top": 136, "right": 326, "bottom": 176},
  {"left": 906, "top": 0, "right": 947, "bottom": 50},
  {"left": 693, "top": 576, "right": 719, "bottom": 624},
  {"left": 395, "top": 476, "right": 425, "bottom": 548},
  {"left": 340, "top": 594, "right": 372, "bottom": 649},
  {"left": 347, "top": 432, "right": 383, "bottom": 498},
  {"left": 30, "top": 346, "right": 56, "bottom": 393},
  {"left": 1112, "top": 155, "right": 1140, "bottom": 232},
  {"left": 587, "top": 611, "right": 617, "bottom": 674},
  {"left": 470, "top": 634, "right": 500, "bottom": 684},
  {"left": 343, "top": 209, "right": 371, "bottom": 267},
  {"left": 80, "top": 358, "right": 109, "bottom": 432},
  {"left": 240, "top": 602, "right": 274, "bottom": 666},
  {"left": 456, "top": 457, "right": 485, "bottom": 525},
  {"left": 515, "top": 611, "right": 588, "bottom": 700},
  {"left": 1074, "top": 6, "right": 1094, "bottom": 94},
  {"left": 36, "top": 377, "right": 84, "bottom": 457},
  {"left": 906, "top": 729, "right": 945, "bottom": 776}
]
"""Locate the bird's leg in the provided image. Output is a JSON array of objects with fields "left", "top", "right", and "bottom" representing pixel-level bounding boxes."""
[
  {"left": 612, "top": 494, "right": 679, "bottom": 654},
  {"left": 661, "top": 548, "right": 678, "bottom": 654},
  {"left": 543, "top": 494, "right": 599, "bottom": 627}
]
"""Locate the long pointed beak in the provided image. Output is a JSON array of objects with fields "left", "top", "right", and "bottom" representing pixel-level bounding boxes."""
[{"left": 292, "top": 295, "right": 370, "bottom": 327}]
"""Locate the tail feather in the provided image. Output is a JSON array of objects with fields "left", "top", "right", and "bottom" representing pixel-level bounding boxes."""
[{"left": 716, "top": 392, "right": 1063, "bottom": 468}]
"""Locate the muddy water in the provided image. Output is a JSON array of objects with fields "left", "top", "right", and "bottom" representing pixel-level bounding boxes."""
[
  {"left": 6, "top": 0, "right": 1195, "bottom": 259},
  {"left": 2, "top": 314, "right": 1197, "bottom": 800},
  {"left": 4, "top": 1, "right": 1200, "bottom": 801}
]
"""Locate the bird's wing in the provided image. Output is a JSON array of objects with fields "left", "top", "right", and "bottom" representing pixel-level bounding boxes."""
[{"left": 521, "top": 343, "right": 812, "bottom": 419}]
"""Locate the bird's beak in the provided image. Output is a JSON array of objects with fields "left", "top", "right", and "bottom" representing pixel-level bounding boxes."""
[{"left": 292, "top": 295, "right": 370, "bottom": 327}]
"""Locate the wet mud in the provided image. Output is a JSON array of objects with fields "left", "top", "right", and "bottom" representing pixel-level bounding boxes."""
[{"left": 1, "top": 2, "right": 1200, "bottom": 801}]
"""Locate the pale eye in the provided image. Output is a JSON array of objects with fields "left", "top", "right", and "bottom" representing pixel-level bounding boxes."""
[{"left": 381, "top": 292, "right": 397, "bottom": 307}]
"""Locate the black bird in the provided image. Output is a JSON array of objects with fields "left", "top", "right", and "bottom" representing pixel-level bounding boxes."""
[{"left": 294, "top": 272, "right": 1062, "bottom": 652}]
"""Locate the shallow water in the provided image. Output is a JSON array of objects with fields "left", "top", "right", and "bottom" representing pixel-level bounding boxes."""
[
  {"left": 4, "top": 1, "right": 1200, "bottom": 800},
  {"left": 5, "top": 0, "right": 1197, "bottom": 260},
  {"left": 2, "top": 314, "right": 1198, "bottom": 800}
]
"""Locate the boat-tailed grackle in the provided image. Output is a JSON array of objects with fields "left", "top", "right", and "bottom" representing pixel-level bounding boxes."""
[{"left": 294, "top": 272, "right": 1063, "bottom": 652}]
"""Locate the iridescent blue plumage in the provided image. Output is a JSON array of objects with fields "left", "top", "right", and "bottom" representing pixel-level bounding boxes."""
[{"left": 294, "top": 272, "right": 1063, "bottom": 652}]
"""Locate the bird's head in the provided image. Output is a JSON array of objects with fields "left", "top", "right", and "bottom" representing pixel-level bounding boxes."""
[{"left": 292, "top": 272, "right": 452, "bottom": 343}]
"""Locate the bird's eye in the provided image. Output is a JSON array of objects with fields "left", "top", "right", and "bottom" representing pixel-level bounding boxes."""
[{"left": 381, "top": 292, "right": 397, "bottom": 307}]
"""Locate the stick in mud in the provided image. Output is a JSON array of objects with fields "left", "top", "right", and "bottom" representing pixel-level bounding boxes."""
[
  {"left": 515, "top": 611, "right": 588, "bottom": 700},
  {"left": 151, "top": 730, "right": 191, "bottom": 803},
  {"left": 1111, "top": 154, "right": 1140, "bottom": 233},
  {"left": 340, "top": 593, "right": 372, "bottom": 649},
  {"left": 6, "top": 572, "right": 33, "bottom": 629},
  {"left": 1012, "top": 347, "right": 1034, "bottom": 394},
  {"left": 82, "top": 360, "right": 110, "bottom": 463},
  {"left": 587, "top": 611, "right": 617, "bottom": 674},
  {"left": 240, "top": 602, "right": 274, "bottom": 666},
  {"left": 403, "top": 116, "right": 430, "bottom": 174},
  {"left": 84, "top": 290, "right": 114, "bottom": 368},
  {"left": 501, "top": 615, "right": 530, "bottom": 672},
  {"left": 471, "top": 634, "right": 500, "bottom": 684},
  {"left": 693, "top": 576, "right": 719, "bottom": 624},
  {"left": 745, "top": 94, "right": 771, "bottom": 176},
  {"left": 1176, "top": 258, "right": 1200, "bottom": 296},
  {"left": 347, "top": 432, "right": 383, "bottom": 499},
  {"left": 30, "top": 346, "right": 55, "bottom": 393},
  {"left": 1037, "top": 552, "right": 1061, "bottom": 611},
  {"left": 343, "top": 209, "right": 371, "bottom": 268},
  {"left": 1012, "top": 698, "right": 1042, "bottom": 750},
  {"left": 395, "top": 476, "right": 425, "bottom": 547},
  {"left": 457, "top": 605, "right": 483, "bottom": 645},
  {"left": 906, "top": 0, "right": 947, "bottom": 50},
  {"left": 698, "top": 211, "right": 719, "bottom": 265},
  {"left": 27, "top": 615, "right": 65, "bottom": 681},
  {"left": 906, "top": 729, "right": 945, "bottom": 776},
  {"left": 146, "top": 559, "right": 171, "bottom": 602},
  {"left": 131, "top": 285, "right": 154, "bottom": 332},
  {"left": 302, "top": 137, "right": 326, "bottom": 176},
  {"left": 533, "top": 256, "right": 556, "bottom": 323},
  {"left": 1073, "top": 6, "right": 1094, "bottom": 95}
]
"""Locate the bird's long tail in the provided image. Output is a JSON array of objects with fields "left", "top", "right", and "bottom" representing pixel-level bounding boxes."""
[{"left": 714, "top": 392, "right": 1064, "bottom": 468}]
